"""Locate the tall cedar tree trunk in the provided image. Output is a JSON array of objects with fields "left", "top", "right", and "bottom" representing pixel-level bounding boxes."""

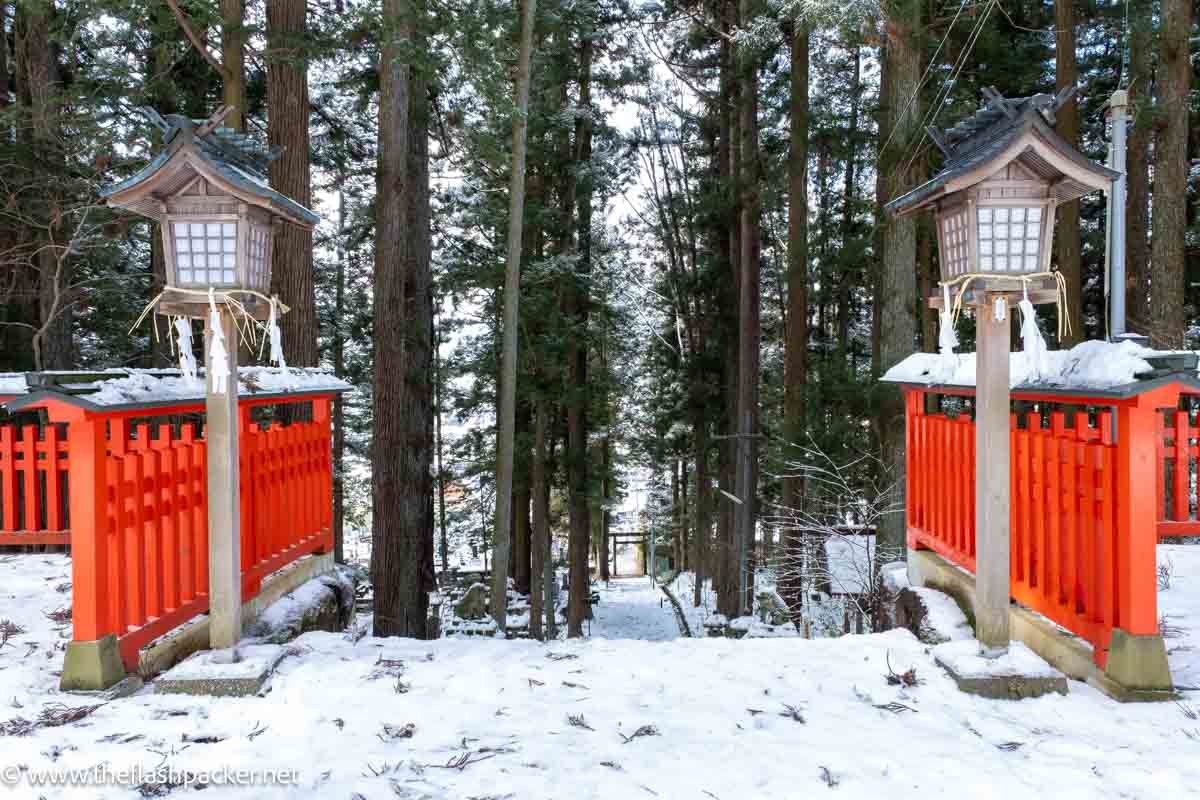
[
  {"left": 780, "top": 21, "right": 808, "bottom": 618},
  {"left": 836, "top": 46, "right": 861, "bottom": 364},
  {"left": 0, "top": 0, "right": 32, "bottom": 371},
  {"left": 372, "top": 0, "right": 435, "bottom": 637},
  {"left": 334, "top": 188, "right": 347, "bottom": 562},
  {"left": 691, "top": 410, "right": 709, "bottom": 606},
  {"left": 671, "top": 462, "right": 681, "bottom": 569},
  {"left": 513, "top": 402, "right": 532, "bottom": 594},
  {"left": 491, "top": 0, "right": 536, "bottom": 628},
  {"left": 221, "top": 0, "right": 245, "bottom": 128},
  {"left": 678, "top": 459, "right": 688, "bottom": 569},
  {"left": 876, "top": 0, "right": 921, "bottom": 565},
  {"left": 267, "top": 0, "right": 317, "bottom": 366},
  {"left": 715, "top": 0, "right": 739, "bottom": 619},
  {"left": 147, "top": 12, "right": 179, "bottom": 368},
  {"left": 1124, "top": 0, "right": 1151, "bottom": 334},
  {"left": 435, "top": 317, "right": 448, "bottom": 573},
  {"left": 566, "top": 32, "right": 595, "bottom": 637},
  {"left": 16, "top": 1, "right": 71, "bottom": 370},
  {"left": 732, "top": 0, "right": 761, "bottom": 616},
  {"left": 530, "top": 398, "right": 549, "bottom": 639},
  {"left": 1053, "top": 0, "right": 1080, "bottom": 345},
  {"left": 599, "top": 434, "right": 611, "bottom": 581},
  {"left": 1148, "top": 0, "right": 1190, "bottom": 348}
]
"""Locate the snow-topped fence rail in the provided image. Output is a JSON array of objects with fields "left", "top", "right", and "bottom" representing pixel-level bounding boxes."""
[
  {"left": 889, "top": 362, "right": 1200, "bottom": 670},
  {"left": 0, "top": 368, "right": 349, "bottom": 671}
]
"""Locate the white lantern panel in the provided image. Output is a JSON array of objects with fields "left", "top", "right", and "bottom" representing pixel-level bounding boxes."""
[
  {"left": 939, "top": 209, "right": 971, "bottom": 278},
  {"left": 173, "top": 221, "right": 239, "bottom": 286},
  {"left": 976, "top": 206, "right": 1043, "bottom": 274},
  {"left": 248, "top": 224, "right": 270, "bottom": 291}
]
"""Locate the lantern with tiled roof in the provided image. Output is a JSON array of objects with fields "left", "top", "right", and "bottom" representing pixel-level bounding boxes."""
[
  {"left": 887, "top": 87, "right": 1118, "bottom": 304},
  {"left": 100, "top": 106, "right": 318, "bottom": 319}
]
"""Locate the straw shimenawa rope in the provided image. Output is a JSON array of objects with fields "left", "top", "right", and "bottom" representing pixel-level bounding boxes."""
[
  {"left": 128, "top": 287, "right": 289, "bottom": 355},
  {"left": 941, "top": 271, "right": 1072, "bottom": 340}
]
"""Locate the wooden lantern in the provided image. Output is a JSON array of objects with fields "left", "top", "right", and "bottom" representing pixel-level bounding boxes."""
[
  {"left": 885, "top": 89, "right": 1119, "bottom": 660},
  {"left": 886, "top": 88, "right": 1118, "bottom": 298},
  {"left": 100, "top": 107, "right": 318, "bottom": 319}
]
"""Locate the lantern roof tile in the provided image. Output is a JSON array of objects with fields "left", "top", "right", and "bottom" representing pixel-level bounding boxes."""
[
  {"left": 99, "top": 108, "right": 319, "bottom": 226},
  {"left": 885, "top": 90, "right": 1119, "bottom": 216}
]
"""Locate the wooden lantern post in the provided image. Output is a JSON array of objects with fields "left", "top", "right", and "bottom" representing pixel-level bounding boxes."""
[
  {"left": 100, "top": 107, "right": 319, "bottom": 660},
  {"left": 205, "top": 309, "right": 241, "bottom": 655},
  {"left": 885, "top": 89, "right": 1118, "bottom": 658},
  {"left": 974, "top": 292, "right": 1011, "bottom": 655}
]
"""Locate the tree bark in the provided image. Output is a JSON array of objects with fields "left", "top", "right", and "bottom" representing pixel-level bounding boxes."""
[
  {"left": 691, "top": 413, "right": 708, "bottom": 607},
  {"left": 599, "top": 434, "right": 611, "bottom": 581},
  {"left": 836, "top": 43, "right": 860, "bottom": 366},
  {"left": 678, "top": 459, "right": 689, "bottom": 570},
  {"left": 1124, "top": 0, "right": 1151, "bottom": 334},
  {"left": 566, "top": 30, "right": 594, "bottom": 637},
  {"left": 491, "top": 0, "right": 536, "bottom": 629},
  {"left": 671, "top": 459, "right": 681, "bottom": 569},
  {"left": 221, "top": 0, "right": 245, "bottom": 128},
  {"left": 1053, "top": 0, "right": 1081, "bottom": 345},
  {"left": 267, "top": 0, "right": 316, "bottom": 367},
  {"left": 780, "top": 20, "right": 808, "bottom": 617},
  {"left": 434, "top": 316, "right": 448, "bottom": 574},
  {"left": 876, "top": 0, "right": 921, "bottom": 564},
  {"left": 15, "top": 0, "right": 71, "bottom": 370},
  {"left": 334, "top": 188, "right": 347, "bottom": 563},
  {"left": 1148, "top": 0, "right": 1190, "bottom": 348},
  {"left": 513, "top": 402, "right": 532, "bottom": 595},
  {"left": 371, "top": 0, "right": 435, "bottom": 638},
  {"left": 715, "top": 0, "right": 740, "bottom": 619},
  {"left": 732, "top": 0, "right": 761, "bottom": 617},
  {"left": 530, "top": 397, "right": 549, "bottom": 639}
]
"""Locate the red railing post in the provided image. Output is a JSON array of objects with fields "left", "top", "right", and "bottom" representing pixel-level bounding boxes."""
[
  {"left": 64, "top": 412, "right": 109, "bottom": 642},
  {"left": 313, "top": 397, "right": 334, "bottom": 552},
  {"left": 1114, "top": 389, "right": 1175, "bottom": 636}
]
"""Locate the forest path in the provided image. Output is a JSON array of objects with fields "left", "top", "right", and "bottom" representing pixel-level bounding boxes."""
[{"left": 588, "top": 576, "right": 680, "bottom": 641}]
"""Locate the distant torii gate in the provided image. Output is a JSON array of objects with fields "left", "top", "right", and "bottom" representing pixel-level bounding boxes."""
[{"left": 608, "top": 531, "right": 648, "bottom": 577}]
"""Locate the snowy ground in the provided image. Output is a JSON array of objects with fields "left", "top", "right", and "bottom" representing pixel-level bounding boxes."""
[
  {"left": 1160, "top": 544, "right": 1200, "bottom": 690},
  {"left": 2, "top": 553, "right": 1200, "bottom": 797},
  {"left": 589, "top": 577, "right": 679, "bottom": 641}
]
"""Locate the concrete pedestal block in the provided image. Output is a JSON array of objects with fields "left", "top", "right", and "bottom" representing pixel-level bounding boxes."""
[
  {"left": 155, "top": 644, "right": 284, "bottom": 697},
  {"left": 908, "top": 548, "right": 1178, "bottom": 702},
  {"left": 1105, "top": 629, "right": 1173, "bottom": 694},
  {"left": 60, "top": 635, "right": 126, "bottom": 691},
  {"left": 934, "top": 640, "right": 1068, "bottom": 700}
]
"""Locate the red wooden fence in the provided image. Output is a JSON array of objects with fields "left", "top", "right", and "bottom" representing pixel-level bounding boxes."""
[
  {"left": 3, "top": 392, "right": 336, "bottom": 671},
  {"left": 905, "top": 383, "right": 1184, "bottom": 668},
  {"left": 0, "top": 420, "right": 71, "bottom": 546},
  {"left": 1157, "top": 406, "right": 1200, "bottom": 538}
]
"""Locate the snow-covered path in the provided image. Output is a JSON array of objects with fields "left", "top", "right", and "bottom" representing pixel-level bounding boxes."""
[
  {"left": 3, "top": 556, "right": 1200, "bottom": 798},
  {"left": 589, "top": 577, "right": 680, "bottom": 641}
]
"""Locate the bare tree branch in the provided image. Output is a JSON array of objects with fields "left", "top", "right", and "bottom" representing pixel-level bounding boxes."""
[{"left": 163, "top": 0, "right": 231, "bottom": 81}]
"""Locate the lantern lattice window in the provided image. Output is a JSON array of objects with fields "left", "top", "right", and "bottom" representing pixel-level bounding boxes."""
[
  {"left": 939, "top": 209, "right": 970, "bottom": 278},
  {"left": 977, "top": 207, "right": 1042, "bottom": 273},
  {"left": 173, "top": 222, "right": 238, "bottom": 285},
  {"left": 249, "top": 224, "right": 270, "bottom": 291}
]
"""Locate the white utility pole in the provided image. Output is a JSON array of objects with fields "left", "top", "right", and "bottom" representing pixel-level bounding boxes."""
[{"left": 1107, "top": 89, "right": 1129, "bottom": 338}]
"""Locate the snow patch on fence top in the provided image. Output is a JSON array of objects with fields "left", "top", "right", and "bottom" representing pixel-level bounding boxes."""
[
  {"left": 0, "top": 373, "right": 26, "bottom": 394},
  {"left": 881, "top": 339, "right": 1159, "bottom": 390},
  {"left": 83, "top": 367, "right": 351, "bottom": 406}
]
